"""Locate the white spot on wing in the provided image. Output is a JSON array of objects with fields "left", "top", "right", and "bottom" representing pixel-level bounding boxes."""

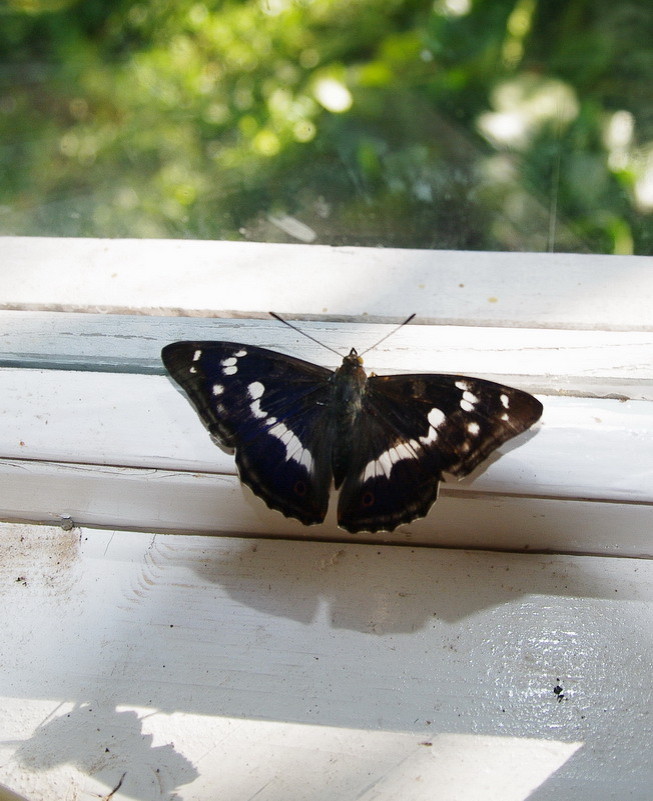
[
  {"left": 361, "top": 407, "right": 446, "bottom": 482},
  {"left": 428, "top": 407, "right": 446, "bottom": 429},
  {"left": 467, "top": 421, "right": 480, "bottom": 435},
  {"left": 268, "top": 422, "right": 314, "bottom": 474},
  {"left": 212, "top": 384, "right": 224, "bottom": 395},
  {"left": 234, "top": 349, "right": 248, "bottom": 357},
  {"left": 248, "top": 381, "right": 265, "bottom": 400},
  {"left": 221, "top": 356, "right": 240, "bottom": 375},
  {"left": 500, "top": 393, "right": 510, "bottom": 408},
  {"left": 414, "top": 407, "right": 444, "bottom": 448},
  {"left": 455, "top": 380, "right": 470, "bottom": 391},
  {"left": 394, "top": 441, "right": 418, "bottom": 461},
  {"left": 248, "top": 382, "right": 269, "bottom": 419},
  {"left": 250, "top": 399, "right": 266, "bottom": 419},
  {"left": 362, "top": 442, "right": 419, "bottom": 482},
  {"left": 193, "top": 349, "right": 202, "bottom": 361},
  {"left": 420, "top": 429, "right": 437, "bottom": 447},
  {"left": 374, "top": 449, "right": 396, "bottom": 480}
]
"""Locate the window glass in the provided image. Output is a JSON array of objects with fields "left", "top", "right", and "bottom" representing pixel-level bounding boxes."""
[{"left": 1, "top": 0, "right": 651, "bottom": 253}]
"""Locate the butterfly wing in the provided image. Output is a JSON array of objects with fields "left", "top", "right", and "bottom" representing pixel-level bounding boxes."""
[
  {"left": 338, "top": 373, "right": 542, "bottom": 533},
  {"left": 162, "top": 341, "right": 336, "bottom": 526}
]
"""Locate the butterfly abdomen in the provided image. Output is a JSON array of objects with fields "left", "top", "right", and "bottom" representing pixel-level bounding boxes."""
[{"left": 330, "top": 349, "right": 368, "bottom": 489}]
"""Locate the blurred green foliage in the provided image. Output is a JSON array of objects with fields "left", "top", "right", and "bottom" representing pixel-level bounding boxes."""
[{"left": 1, "top": 0, "right": 652, "bottom": 252}]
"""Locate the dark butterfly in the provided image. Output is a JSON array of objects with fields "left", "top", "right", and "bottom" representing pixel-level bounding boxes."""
[{"left": 162, "top": 328, "right": 542, "bottom": 533}]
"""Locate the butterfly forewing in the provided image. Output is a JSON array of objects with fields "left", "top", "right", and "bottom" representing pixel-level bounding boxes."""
[
  {"left": 368, "top": 373, "right": 542, "bottom": 475},
  {"left": 336, "top": 373, "right": 543, "bottom": 533},
  {"left": 162, "top": 341, "right": 335, "bottom": 525}
]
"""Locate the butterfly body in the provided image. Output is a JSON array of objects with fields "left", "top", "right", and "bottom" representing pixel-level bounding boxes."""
[
  {"left": 162, "top": 339, "right": 542, "bottom": 533},
  {"left": 327, "top": 349, "right": 367, "bottom": 489}
]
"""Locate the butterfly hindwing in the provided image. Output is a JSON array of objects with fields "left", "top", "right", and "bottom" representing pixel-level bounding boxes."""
[
  {"left": 337, "top": 373, "right": 543, "bottom": 533},
  {"left": 337, "top": 406, "right": 442, "bottom": 533},
  {"left": 162, "top": 341, "right": 335, "bottom": 525}
]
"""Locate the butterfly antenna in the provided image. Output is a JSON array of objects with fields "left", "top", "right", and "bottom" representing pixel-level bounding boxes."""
[
  {"left": 358, "top": 313, "right": 416, "bottom": 356},
  {"left": 269, "top": 312, "right": 343, "bottom": 357}
]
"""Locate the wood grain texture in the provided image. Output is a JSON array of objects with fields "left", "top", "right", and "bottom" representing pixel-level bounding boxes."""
[{"left": 0, "top": 524, "right": 651, "bottom": 800}]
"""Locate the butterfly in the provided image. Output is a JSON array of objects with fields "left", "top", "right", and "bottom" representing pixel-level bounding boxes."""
[{"left": 162, "top": 323, "right": 542, "bottom": 533}]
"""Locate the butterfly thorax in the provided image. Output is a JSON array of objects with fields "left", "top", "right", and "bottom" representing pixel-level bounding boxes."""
[{"left": 330, "top": 348, "right": 368, "bottom": 488}]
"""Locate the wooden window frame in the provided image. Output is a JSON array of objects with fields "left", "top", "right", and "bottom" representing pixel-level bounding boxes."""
[{"left": 1, "top": 236, "right": 651, "bottom": 556}]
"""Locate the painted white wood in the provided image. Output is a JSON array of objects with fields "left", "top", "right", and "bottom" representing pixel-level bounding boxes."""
[
  {"left": 2, "top": 236, "right": 652, "bottom": 329},
  {"left": 1, "top": 238, "right": 652, "bottom": 801},
  {"left": 1, "top": 365, "right": 651, "bottom": 553},
  {"left": 1, "top": 368, "right": 650, "bottom": 501},
  {"left": 0, "top": 785, "right": 29, "bottom": 801},
  {"left": 0, "top": 524, "right": 651, "bottom": 800},
  {"left": 1, "top": 460, "right": 651, "bottom": 556},
  {"left": 1, "top": 310, "right": 651, "bottom": 399}
]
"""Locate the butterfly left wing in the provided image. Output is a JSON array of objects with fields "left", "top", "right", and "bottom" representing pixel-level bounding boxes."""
[
  {"left": 162, "top": 341, "right": 336, "bottom": 526},
  {"left": 338, "top": 373, "right": 542, "bottom": 533}
]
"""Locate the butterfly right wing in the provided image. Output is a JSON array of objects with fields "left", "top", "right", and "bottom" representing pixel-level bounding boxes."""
[
  {"left": 337, "top": 372, "right": 542, "bottom": 533},
  {"left": 162, "top": 341, "right": 336, "bottom": 526}
]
